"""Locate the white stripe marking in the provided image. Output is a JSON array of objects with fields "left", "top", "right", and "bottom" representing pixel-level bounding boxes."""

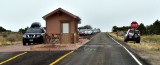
[{"left": 107, "top": 33, "right": 143, "bottom": 65}]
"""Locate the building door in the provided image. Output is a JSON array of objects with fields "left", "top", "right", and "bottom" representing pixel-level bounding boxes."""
[
  {"left": 61, "top": 23, "right": 70, "bottom": 43},
  {"left": 62, "top": 23, "right": 69, "bottom": 33}
]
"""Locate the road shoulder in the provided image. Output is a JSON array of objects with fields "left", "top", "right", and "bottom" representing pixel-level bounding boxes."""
[{"left": 107, "top": 33, "right": 150, "bottom": 65}]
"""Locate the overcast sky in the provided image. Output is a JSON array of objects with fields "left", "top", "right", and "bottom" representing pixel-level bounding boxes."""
[{"left": 0, "top": 0, "right": 160, "bottom": 32}]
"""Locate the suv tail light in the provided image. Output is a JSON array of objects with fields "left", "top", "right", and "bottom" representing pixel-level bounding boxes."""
[
  {"left": 127, "top": 30, "right": 130, "bottom": 35},
  {"left": 139, "top": 31, "right": 141, "bottom": 36}
]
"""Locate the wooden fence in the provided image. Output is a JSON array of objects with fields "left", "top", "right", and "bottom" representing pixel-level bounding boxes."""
[{"left": 44, "top": 33, "right": 75, "bottom": 44}]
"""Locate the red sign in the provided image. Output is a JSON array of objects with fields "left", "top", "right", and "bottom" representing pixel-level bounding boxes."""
[{"left": 131, "top": 21, "right": 138, "bottom": 29}]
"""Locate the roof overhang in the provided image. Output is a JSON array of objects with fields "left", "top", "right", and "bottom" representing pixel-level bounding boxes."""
[{"left": 42, "top": 8, "right": 81, "bottom": 24}]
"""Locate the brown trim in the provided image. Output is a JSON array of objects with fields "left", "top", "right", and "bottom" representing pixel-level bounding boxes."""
[
  {"left": 43, "top": 8, "right": 78, "bottom": 20},
  {"left": 42, "top": 8, "right": 81, "bottom": 24},
  {"left": 46, "top": 20, "right": 48, "bottom": 33},
  {"left": 75, "top": 19, "right": 77, "bottom": 32}
]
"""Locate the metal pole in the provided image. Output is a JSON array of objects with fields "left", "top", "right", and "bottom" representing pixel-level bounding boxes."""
[{"left": 134, "top": 29, "right": 135, "bottom": 44}]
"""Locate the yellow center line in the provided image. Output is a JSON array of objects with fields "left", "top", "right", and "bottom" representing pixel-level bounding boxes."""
[
  {"left": 0, "top": 52, "right": 28, "bottom": 65},
  {"left": 49, "top": 50, "right": 74, "bottom": 65}
]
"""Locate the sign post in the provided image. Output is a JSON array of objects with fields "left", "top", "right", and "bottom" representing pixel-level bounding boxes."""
[{"left": 130, "top": 21, "right": 138, "bottom": 44}]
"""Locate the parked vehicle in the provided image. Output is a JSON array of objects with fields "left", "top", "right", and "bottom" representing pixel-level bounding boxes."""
[
  {"left": 92, "top": 30, "right": 97, "bottom": 34},
  {"left": 79, "top": 29, "right": 85, "bottom": 36},
  {"left": 84, "top": 29, "right": 93, "bottom": 35},
  {"left": 92, "top": 29, "right": 100, "bottom": 34},
  {"left": 124, "top": 29, "right": 140, "bottom": 43},
  {"left": 78, "top": 29, "right": 94, "bottom": 36},
  {"left": 23, "top": 22, "right": 46, "bottom": 45}
]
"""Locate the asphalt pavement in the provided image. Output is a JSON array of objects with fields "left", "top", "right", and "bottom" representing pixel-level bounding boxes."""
[
  {"left": 0, "top": 32, "right": 142, "bottom": 65},
  {"left": 56, "top": 33, "right": 140, "bottom": 65},
  {"left": 0, "top": 51, "right": 70, "bottom": 65}
]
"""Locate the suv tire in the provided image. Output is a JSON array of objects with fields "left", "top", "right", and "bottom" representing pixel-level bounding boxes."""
[
  {"left": 28, "top": 43, "right": 31, "bottom": 45},
  {"left": 39, "top": 42, "right": 43, "bottom": 44},
  {"left": 124, "top": 39, "right": 127, "bottom": 42},
  {"left": 136, "top": 40, "right": 140, "bottom": 43},
  {"left": 23, "top": 42, "right": 26, "bottom": 46}
]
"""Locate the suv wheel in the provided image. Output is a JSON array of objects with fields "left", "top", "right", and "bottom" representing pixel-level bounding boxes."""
[
  {"left": 136, "top": 40, "right": 140, "bottom": 43},
  {"left": 39, "top": 42, "right": 43, "bottom": 44},
  {"left": 28, "top": 43, "right": 31, "bottom": 45},
  {"left": 124, "top": 39, "right": 127, "bottom": 42},
  {"left": 23, "top": 42, "right": 27, "bottom": 46}
]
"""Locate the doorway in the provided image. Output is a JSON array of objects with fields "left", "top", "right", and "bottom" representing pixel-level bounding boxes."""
[
  {"left": 62, "top": 23, "right": 69, "bottom": 33},
  {"left": 61, "top": 22, "right": 70, "bottom": 43}
]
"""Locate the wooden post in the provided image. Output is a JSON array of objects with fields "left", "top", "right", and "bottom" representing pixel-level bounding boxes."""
[{"left": 74, "top": 33, "right": 76, "bottom": 44}]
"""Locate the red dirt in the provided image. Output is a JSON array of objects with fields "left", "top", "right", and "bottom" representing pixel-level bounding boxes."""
[
  {"left": 0, "top": 44, "right": 31, "bottom": 52},
  {"left": 0, "top": 39, "right": 89, "bottom": 52},
  {"left": 31, "top": 39, "right": 89, "bottom": 51}
]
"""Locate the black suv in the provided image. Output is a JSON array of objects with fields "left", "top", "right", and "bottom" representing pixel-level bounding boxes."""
[{"left": 23, "top": 22, "right": 45, "bottom": 45}]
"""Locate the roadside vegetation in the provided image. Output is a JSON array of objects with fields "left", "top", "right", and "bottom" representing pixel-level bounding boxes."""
[
  {"left": 110, "top": 20, "right": 160, "bottom": 65},
  {"left": 0, "top": 32, "right": 22, "bottom": 46},
  {"left": 0, "top": 27, "right": 23, "bottom": 46},
  {"left": 109, "top": 32, "right": 160, "bottom": 65},
  {"left": 109, "top": 32, "right": 160, "bottom": 51}
]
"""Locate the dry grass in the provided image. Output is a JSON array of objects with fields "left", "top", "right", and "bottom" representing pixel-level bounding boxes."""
[
  {"left": 142, "top": 35, "right": 160, "bottom": 43},
  {"left": 108, "top": 32, "right": 160, "bottom": 65},
  {"left": 0, "top": 36, "right": 8, "bottom": 45},
  {"left": 109, "top": 32, "right": 124, "bottom": 40},
  {"left": 0, "top": 32, "right": 22, "bottom": 46},
  {"left": 109, "top": 32, "right": 160, "bottom": 51}
]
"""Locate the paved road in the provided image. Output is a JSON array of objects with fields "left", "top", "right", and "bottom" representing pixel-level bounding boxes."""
[
  {"left": 56, "top": 33, "right": 140, "bottom": 65},
  {"left": 0, "top": 33, "right": 141, "bottom": 65},
  {"left": 0, "top": 51, "right": 70, "bottom": 65}
]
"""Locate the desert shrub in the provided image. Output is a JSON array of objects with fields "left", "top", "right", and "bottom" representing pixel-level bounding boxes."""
[
  {"left": 0, "top": 36, "right": 8, "bottom": 45},
  {"left": 118, "top": 31, "right": 125, "bottom": 36},
  {"left": 0, "top": 32, "right": 22, "bottom": 45},
  {"left": 15, "top": 33, "right": 22, "bottom": 41},
  {"left": 6, "top": 34, "right": 17, "bottom": 42},
  {"left": 0, "top": 32, "right": 10, "bottom": 37}
]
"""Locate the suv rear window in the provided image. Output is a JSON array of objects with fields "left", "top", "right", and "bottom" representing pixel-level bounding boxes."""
[
  {"left": 135, "top": 30, "right": 139, "bottom": 34},
  {"left": 129, "top": 30, "right": 134, "bottom": 33},
  {"left": 129, "top": 30, "right": 139, "bottom": 34}
]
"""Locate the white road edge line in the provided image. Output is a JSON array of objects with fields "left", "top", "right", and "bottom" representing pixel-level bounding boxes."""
[{"left": 107, "top": 33, "right": 143, "bottom": 65}]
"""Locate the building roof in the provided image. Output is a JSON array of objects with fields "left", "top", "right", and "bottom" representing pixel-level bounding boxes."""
[{"left": 42, "top": 8, "right": 81, "bottom": 24}]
